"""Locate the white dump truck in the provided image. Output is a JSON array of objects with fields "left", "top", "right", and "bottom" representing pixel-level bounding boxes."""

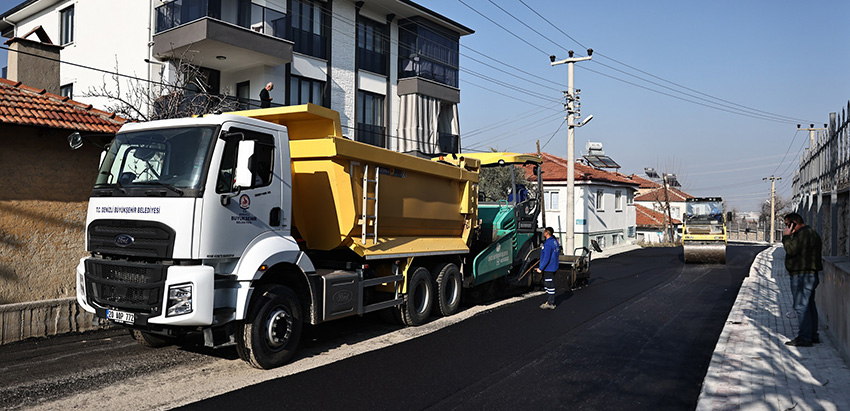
[{"left": 73, "top": 104, "right": 544, "bottom": 369}]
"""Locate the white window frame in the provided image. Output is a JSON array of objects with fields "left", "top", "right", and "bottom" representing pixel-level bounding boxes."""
[
  {"left": 59, "top": 5, "right": 74, "bottom": 45},
  {"left": 545, "top": 190, "right": 559, "bottom": 210},
  {"left": 596, "top": 189, "right": 604, "bottom": 211},
  {"left": 615, "top": 191, "right": 623, "bottom": 211},
  {"left": 60, "top": 83, "right": 73, "bottom": 99}
]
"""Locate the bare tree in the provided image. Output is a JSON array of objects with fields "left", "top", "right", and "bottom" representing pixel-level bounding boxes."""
[{"left": 85, "top": 53, "right": 239, "bottom": 122}]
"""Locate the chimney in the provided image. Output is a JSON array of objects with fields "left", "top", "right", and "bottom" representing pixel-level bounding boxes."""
[{"left": 4, "top": 26, "right": 63, "bottom": 95}]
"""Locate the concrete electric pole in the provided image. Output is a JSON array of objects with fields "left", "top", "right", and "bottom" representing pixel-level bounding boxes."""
[
  {"left": 763, "top": 175, "right": 781, "bottom": 242},
  {"left": 550, "top": 49, "right": 593, "bottom": 255},
  {"left": 797, "top": 123, "right": 828, "bottom": 151}
]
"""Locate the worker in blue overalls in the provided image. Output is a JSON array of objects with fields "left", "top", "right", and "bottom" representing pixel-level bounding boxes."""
[{"left": 536, "top": 227, "right": 560, "bottom": 310}]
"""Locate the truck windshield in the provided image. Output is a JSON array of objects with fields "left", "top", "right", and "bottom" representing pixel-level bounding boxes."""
[
  {"left": 95, "top": 126, "right": 216, "bottom": 194},
  {"left": 686, "top": 201, "right": 723, "bottom": 221}
]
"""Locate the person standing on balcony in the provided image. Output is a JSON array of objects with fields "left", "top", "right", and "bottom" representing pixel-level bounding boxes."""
[{"left": 260, "top": 82, "right": 274, "bottom": 108}]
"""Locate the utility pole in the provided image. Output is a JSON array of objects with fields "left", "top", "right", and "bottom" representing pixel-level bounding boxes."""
[
  {"left": 537, "top": 139, "right": 546, "bottom": 228},
  {"left": 797, "top": 123, "right": 828, "bottom": 151},
  {"left": 763, "top": 175, "right": 781, "bottom": 242},
  {"left": 662, "top": 174, "right": 675, "bottom": 242},
  {"left": 550, "top": 48, "right": 593, "bottom": 255}
]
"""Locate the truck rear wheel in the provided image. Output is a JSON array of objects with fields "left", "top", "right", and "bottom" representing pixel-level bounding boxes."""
[
  {"left": 236, "top": 285, "right": 303, "bottom": 369},
  {"left": 433, "top": 263, "right": 461, "bottom": 316},
  {"left": 401, "top": 266, "right": 433, "bottom": 326}
]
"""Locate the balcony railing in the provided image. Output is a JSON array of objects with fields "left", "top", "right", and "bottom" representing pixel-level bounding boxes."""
[
  {"left": 438, "top": 132, "right": 459, "bottom": 154},
  {"left": 155, "top": 0, "right": 286, "bottom": 40},
  {"left": 357, "top": 47, "right": 387, "bottom": 76},
  {"left": 356, "top": 123, "right": 386, "bottom": 148}
]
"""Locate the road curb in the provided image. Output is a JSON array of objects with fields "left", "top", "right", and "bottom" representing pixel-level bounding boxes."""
[{"left": 0, "top": 297, "right": 106, "bottom": 345}]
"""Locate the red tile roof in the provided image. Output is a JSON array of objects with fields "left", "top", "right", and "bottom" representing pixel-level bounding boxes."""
[
  {"left": 635, "top": 203, "right": 681, "bottom": 227},
  {"left": 634, "top": 187, "right": 693, "bottom": 203},
  {"left": 528, "top": 152, "right": 639, "bottom": 186},
  {"left": 628, "top": 173, "right": 662, "bottom": 189},
  {"left": 0, "top": 78, "right": 126, "bottom": 133}
]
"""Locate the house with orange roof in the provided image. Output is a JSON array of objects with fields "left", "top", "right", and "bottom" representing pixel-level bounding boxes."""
[
  {"left": 0, "top": 76, "right": 125, "bottom": 304},
  {"left": 633, "top": 185, "right": 693, "bottom": 227},
  {"left": 528, "top": 153, "right": 639, "bottom": 251},
  {"left": 635, "top": 203, "right": 682, "bottom": 244}
]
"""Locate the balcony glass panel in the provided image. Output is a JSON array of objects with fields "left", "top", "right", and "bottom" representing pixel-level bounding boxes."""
[
  {"left": 155, "top": 0, "right": 287, "bottom": 41},
  {"left": 398, "top": 19, "right": 460, "bottom": 88}
]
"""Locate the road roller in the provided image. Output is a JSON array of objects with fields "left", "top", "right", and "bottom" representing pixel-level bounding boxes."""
[{"left": 682, "top": 197, "right": 727, "bottom": 264}]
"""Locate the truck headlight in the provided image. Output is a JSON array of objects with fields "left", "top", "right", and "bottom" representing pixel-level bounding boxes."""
[
  {"left": 78, "top": 273, "right": 86, "bottom": 297},
  {"left": 166, "top": 284, "right": 193, "bottom": 317}
]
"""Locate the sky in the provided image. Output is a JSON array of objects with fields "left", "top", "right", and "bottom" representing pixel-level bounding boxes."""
[{"left": 1, "top": 0, "right": 848, "bottom": 212}]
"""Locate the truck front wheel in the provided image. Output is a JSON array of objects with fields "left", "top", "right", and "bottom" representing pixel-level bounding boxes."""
[
  {"left": 401, "top": 266, "right": 433, "bottom": 326},
  {"left": 236, "top": 285, "right": 303, "bottom": 369},
  {"left": 129, "top": 329, "right": 174, "bottom": 348}
]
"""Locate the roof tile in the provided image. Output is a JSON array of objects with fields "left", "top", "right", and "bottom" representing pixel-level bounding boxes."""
[
  {"left": 526, "top": 152, "right": 639, "bottom": 186},
  {"left": 0, "top": 77, "right": 126, "bottom": 133},
  {"left": 635, "top": 204, "right": 681, "bottom": 227}
]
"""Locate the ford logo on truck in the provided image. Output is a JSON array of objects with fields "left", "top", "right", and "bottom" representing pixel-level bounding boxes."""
[{"left": 114, "top": 234, "right": 135, "bottom": 247}]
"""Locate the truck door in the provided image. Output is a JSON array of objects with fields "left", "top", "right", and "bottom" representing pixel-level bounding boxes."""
[{"left": 198, "top": 124, "right": 287, "bottom": 259}]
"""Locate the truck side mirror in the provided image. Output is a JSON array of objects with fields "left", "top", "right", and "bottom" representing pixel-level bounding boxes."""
[{"left": 234, "top": 139, "right": 255, "bottom": 189}]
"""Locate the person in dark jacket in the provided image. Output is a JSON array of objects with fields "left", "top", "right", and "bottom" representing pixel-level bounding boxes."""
[
  {"left": 259, "top": 82, "right": 274, "bottom": 108},
  {"left": 781, "top": 212, "right": 823, "bottom": 347},
  {"left": 536, "top": 227, "right": 560, "bottom": 309}
]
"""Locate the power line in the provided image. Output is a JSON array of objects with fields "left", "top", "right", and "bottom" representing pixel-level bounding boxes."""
[
  {"left": 514, "top": 0, "right": 819, "bottom": 124},
  {"left": 771, "top": 129, "right": 801, "bottom": 176}
]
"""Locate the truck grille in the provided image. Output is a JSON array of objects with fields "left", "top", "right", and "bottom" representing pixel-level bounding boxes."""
[
  {"left": 85, "top": 260, "right": 167, "bottom": 314},
  {"left": 87, "top": 220, "right": 176, "bottom": 259}
]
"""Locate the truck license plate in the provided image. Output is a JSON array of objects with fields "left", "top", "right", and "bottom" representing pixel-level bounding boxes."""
[{"left": 106, "top": 309, "right": 135, "bottom": 324}]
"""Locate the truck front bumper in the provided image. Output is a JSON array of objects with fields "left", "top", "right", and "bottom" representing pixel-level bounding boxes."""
[{"left": 77, "top": 258, "right": 216, "bottom": 327}]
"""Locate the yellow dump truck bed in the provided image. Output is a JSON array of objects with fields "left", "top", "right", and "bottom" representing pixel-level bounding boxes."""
[{"left": 234, "top": 104, "right": 480, "bottom": 260}]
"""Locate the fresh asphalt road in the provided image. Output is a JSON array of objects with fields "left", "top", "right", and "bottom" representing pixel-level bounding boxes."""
[
  {"left": 0, "top": 245, "right": 764, "bottom": 410},
  {"left": 179, "top": 244, "right": 765, "bottom": 411}
]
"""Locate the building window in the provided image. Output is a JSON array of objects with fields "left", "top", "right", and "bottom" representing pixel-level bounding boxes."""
[
  {"left": 357, "top": 90, "right": 385, "bottom": 147},
  {"left": 287, "top": 0, "right": 328, "bottom": 59},
  {"left": 398, "top": 18, "right": 459, "bottom": 88},
  {"left": 627, "top": 192, "right": 634, "bottom": 205},
  {"left": 236, "top": 81, "right": 251, "bottom": 110},
  {"left": 60, "top": 83, "right": 73, "bottom": 99},
  {"left": 615, "top": 191, "right": 623, "bottom": 211},
  {"left": 596, "top": 190, "right": 604, "bottom": 211},
  {"left": 596, "top": 235, "right": 606, "bottom": 248},
  {"left": 60, "top": 6, "right": 74, "bottom": 45},
  {"left": 357, "top": 17, "right": 388, "bottom": 75},
  {"left": 544, "top": 190, "right": 559, "bottom": 210},
  {"left": 290, "top": 75, "right": 327, "bottom": 107}
]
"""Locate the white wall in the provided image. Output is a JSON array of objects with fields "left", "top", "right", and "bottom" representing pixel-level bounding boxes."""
[
  {"left": 540, "top": 181, "right": 637, "bottom": 251},
  {"left": 13, "top": 0, "right": 152, "bottom": 112},
  {"left": 330, "top": 0, "right": 356, "bottom": 137}
]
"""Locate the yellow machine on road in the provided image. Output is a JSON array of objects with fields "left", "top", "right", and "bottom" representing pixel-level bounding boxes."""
[{"left": 682, "top": 197, "right": 727, "bottom": 264}]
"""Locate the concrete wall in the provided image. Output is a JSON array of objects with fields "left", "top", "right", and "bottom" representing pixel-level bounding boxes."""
[
  {"left": 0, "top": 297, "right": 105, "bottom": 344},
  {"left": 819, "top": 257, "right": 850, "bottom": 363},
  {"left": 0, "top": 124, "right": 105, "bottom": 304}
]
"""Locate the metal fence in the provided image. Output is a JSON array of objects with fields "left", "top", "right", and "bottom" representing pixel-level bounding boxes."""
[
  {"left": 791, "top": 101, "right": 850, "bottom": 258},
  {"left": 725, "top": 221, "right": 782, "bottom": 243}
]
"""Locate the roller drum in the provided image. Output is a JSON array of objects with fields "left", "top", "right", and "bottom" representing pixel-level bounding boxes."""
[{"left": 683, "top": 243, "right": 726, "bottom": 264}]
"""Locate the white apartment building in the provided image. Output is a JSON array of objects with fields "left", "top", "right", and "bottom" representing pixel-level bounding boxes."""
[
  {"left": 0, "top": 0, "right": 472, "bottom": 155},
  {"left": 535, "top": 153, "right": 639, "bottom": 251}
]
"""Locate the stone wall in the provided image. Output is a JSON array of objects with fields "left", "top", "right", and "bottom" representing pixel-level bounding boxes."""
[
  {"left": 0, "top": 125, "right": 105, "bottom": 304},
  {"left": 819, "top": 257, "right": 850, "bottom": 363}
]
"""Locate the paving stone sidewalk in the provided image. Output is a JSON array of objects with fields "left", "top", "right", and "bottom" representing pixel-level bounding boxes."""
[{"left": 697, "top": 244, "right": 850, "bottom": 411}]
